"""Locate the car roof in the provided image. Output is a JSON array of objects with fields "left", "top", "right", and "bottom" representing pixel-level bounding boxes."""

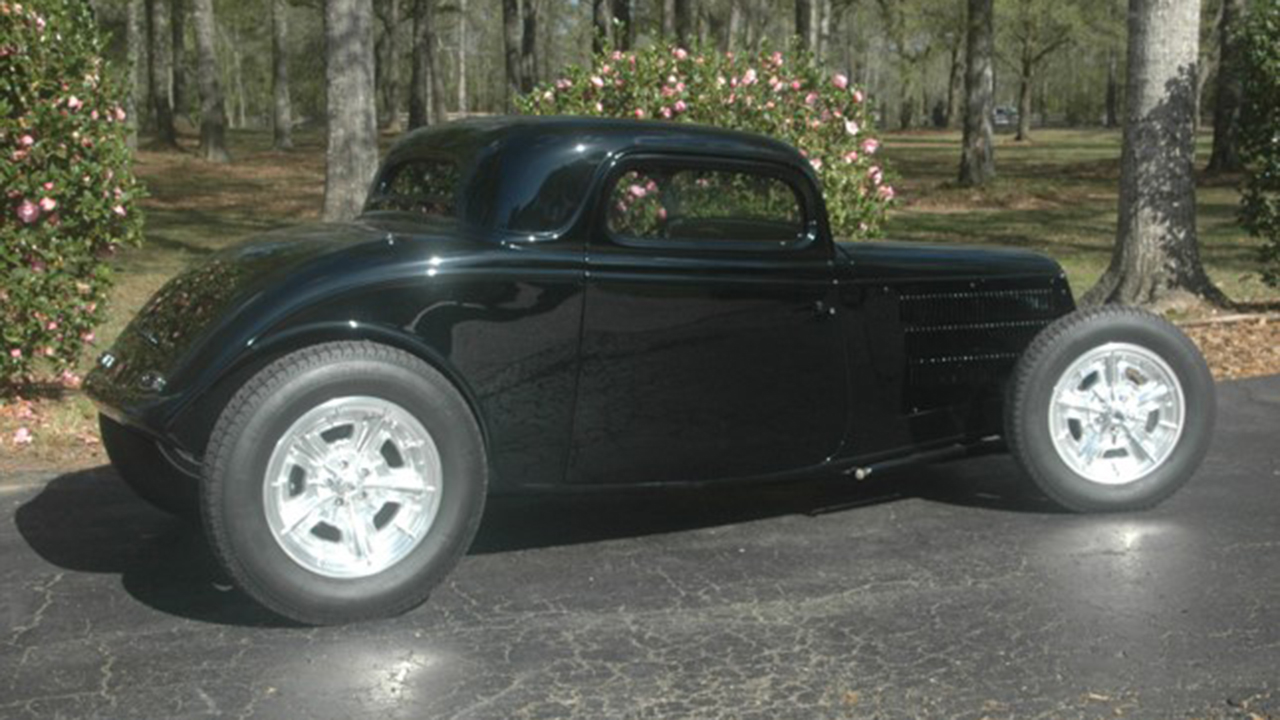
[{"left": 384, "top": 115, "right": 808, "bottom": 168}]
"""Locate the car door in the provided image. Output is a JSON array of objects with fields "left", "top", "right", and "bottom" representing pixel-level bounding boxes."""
[{"left": 567, "top": 154, "right": 849, "bottom": 485}]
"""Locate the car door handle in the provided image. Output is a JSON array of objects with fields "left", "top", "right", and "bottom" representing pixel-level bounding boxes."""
[{"left": 813, "top": 300, "right": 837, "bottom": 319}]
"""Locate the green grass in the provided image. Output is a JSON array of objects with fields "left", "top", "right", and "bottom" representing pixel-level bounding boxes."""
[{"left": 879, "top": 127, "right": 1276, "bottom": 306}]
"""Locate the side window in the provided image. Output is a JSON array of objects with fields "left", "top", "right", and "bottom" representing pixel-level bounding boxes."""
[
  {"left": 606, "top": 165, "right": 804, "bottom": 245},
  {"left": 365, "top": 159, "right": 461, "bottom": 218}
]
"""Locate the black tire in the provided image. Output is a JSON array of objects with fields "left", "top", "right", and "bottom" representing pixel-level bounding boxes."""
[
  {"left": 99, "top": 414, "right": 200, "bottom": 517},
  {"left": 1005, "top": 306, "right": 1215, "bottom": 513},
  {"left": 202, "top": 341, "right": 487, "bottom": 625}
]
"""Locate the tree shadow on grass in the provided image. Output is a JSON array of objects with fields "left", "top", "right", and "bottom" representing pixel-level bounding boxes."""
[{"left": 13, "top": 452, "right": 1059, "bottom": 626}]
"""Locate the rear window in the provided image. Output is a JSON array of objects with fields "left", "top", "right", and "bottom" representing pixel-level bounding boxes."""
[{"left": 365, "top": 159, "right": 461, "bottom": 219}]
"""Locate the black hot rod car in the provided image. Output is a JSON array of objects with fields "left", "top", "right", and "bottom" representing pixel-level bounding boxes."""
[{"left": 87, "top": 117, "right": 1215, "bottom": 624}]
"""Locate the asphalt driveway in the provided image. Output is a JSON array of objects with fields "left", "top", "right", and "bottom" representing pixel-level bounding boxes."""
[{"left": 2, "top": 376, "right": 1278, "bottom": 720}]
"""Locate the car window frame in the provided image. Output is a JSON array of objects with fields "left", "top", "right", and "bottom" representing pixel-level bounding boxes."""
[
  {"left": 363, "top": 156, "right": 463, "bottom": 221},
  {"left": 595, "top": 153, "right": 821, "bottom": 255}
]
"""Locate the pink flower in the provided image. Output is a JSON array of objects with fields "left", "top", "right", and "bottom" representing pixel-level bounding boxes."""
[
  {"left": 555, "top": 78, "right": 571, "bottom": 90},
  {"left": 844, "top": 119, "right": 860, "bottom": 136},
  {"left": 601, "top": 64, "right": 613, "bottom": 74},
  {"left": 673, "top": 47, "right": 689, "bottom": 61},
  {"left": 633, "top": 108, "right": 646, "bottom": 119},
  {"left": 742, "top": 68, "right": 758, "bottom": 85},
  {"left": 60, "top": 370, "right": 82, "bottom": 388},
  {"left": 611, "top": 50, "right": 624, "bottom": 61},
  {"left": 628, "top": 184, "right": 647, "bottom": 199},
  {"left": 809, "top": 120, "right": 821, "bottom": 129},
  {"left": 770, "top": 51, "right": 784, "bottom": 67},
  {"left": 115, "top": 106, "right": 127, "bottom": 121},
  {"left": 765, "top": 101, "right": 776, "bottom": 110},
  {"left": 877, "top": 185, "right": 896, "bottom": 200},
  {"left": 861, "top": 137, "right": 880, "bottom": 154},
  {"left": 843, "top": 150, "right": 858, "bottom": 163},
  {"left": 589, "top": 75, "right": 605, "bottom": 89},
  {"left": 67, "top": 95, "right": 82, "bottom": 110},
  {"left": 675, "top": 82, "right": 685, "bottom": 93},
  {"left": 791, "top": 80, "right": 802, "bottom": 91},
  {"left": 727, "top": 93, "right": 736, "bottom": 104},
  {"left": 39, "top": 197, "right": 55, "bottom": 212},
  {"left": 85, "top": 302, "right": 97, "bottom": 313},
  {"left": 91, "top": 109, "right": 99, "bottom": 120},
  {"left": 660, "top": 106, "right": 673, "bottom": 119},
  {"left": 656, "top": 207, "right": 668, "bottom": 220},
  {"left": 8, "top": 348, "right": 21, "bottom": 359},
  {"left": 661, "top": 86, "right": 676, "bottom": 98},
  {"left": 832, "top": 73, "right": 849, "bottom": 90},
  {"left": 81, "top": 332, "right": 95, "bottom": 344},
  {"left": 16, "top": 200, "right": 38, "bottom": 223},
  {"left": 42, "top": 181, "right": 53, "bottom": 190},
  {"left": 112, "top": 204, "right": 126, "bottom": 216},
  {"left": 852, "top": 89, "right": 865, "bottom": 103},
  {"left": 12, "top": 428, "right": 33, "bottom": 446},
  {"left": 46, "top": 321, "right": 57, "bottom": 331},
  {"left": 19, "top": 134, "right": 34, "bottom": 147},
  {"left": 805, "top": 92, "right": 819, "bottom": 105},
  {"left": 869, "top": 165, "right": 883, "bottom": 185},
  {"left": 810, "top": 157, "right": 823, "bottom": 171},
  {"left": 674, "top": 100, "right": 688, "bottom": 113}
]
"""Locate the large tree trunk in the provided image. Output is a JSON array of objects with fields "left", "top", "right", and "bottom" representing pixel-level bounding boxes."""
[
  {"left": 171, "top": 0, "right": 187, "bottom": 120},
  {"left": 958, "top": 0, "right": 994, "bottom": 185},
  {"left": 726, "top": 0, "right": 742, "bottom": 51},
  {"left": 1082, "top": 0, "right": 1225, "bottom": 309},
  {"left": 662, "top": 0, "right": 676, "bottom": 38},
  {"left": 502, "top": 0, "right": 521, "bottom": 108},
  {"left": 147, "top": 0, "right": 180, "bottom": 149},
  {"left": 1105, "top": 48, "right": 1119, "bottom": 127},
  {"left": 322, "top": 0, "right": 380, "bottom": 221},
  {"left": 520, "top": 0, "right": 536, "bottom": 92},
  {"left": 271, "top": 0, "right": 293, "bottom": 149},
  {"left": 674, "top": 0, "right": 692, "bottom": 46},
  {"left": 1206, "top": 0, "right": 1245, "bottom": 172},
  {"left": 795, "top": 0, "right": 815, "bottom": 50},
  {"left": 383, "top": 0, "right": 403, "bottom": 132},
  {"left": 192, "top": 0, "right": 230, "bottom": 162},
  {"left": 456, "top": 0, "right": 467, "bottom": 113},
  {"left": 592, "top": 0, "right": 610, "bottom": 53},
  {"left": 1015, "top": 56, "right": 1032, "bottom": 141},
  {"left": 126, "top": 0, "right": 146, "bottom": 149},
  {"left": 613, "top": 0, "right": 632, "bottom": 50},
  {"left": 946, "top": 36, "right": 963, "bottom": 128},
  {"left": 409, "top": 0, "right": 432, "bottom": 127}
]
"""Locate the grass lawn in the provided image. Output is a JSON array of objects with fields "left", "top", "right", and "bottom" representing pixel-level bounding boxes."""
[{"left": 2, "top": 125, "right": 1276, "bottom": 468}]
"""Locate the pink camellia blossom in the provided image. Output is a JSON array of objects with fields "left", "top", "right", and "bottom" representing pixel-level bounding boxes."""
[
  {"left": 810, "top": 157, "right": 823, "bottom": 171},
  {"left": 67, "top": 95, "right": 82, "bottom": 110},
  {"left": 112, "top": 204, "right": 127, "bottom": 217},
  {"left": 16, "top": 200, "right": 39, "bottom": 224},
  {"left": 61, "top": 370, "right": 82, "bottom": 388},
  {"left": 633, "top": 108, "right": 646, "bottom": 119},
  {"left": 674, "top": 100, "right": 688, "bottom": 113},
  {"left": 852, "top": 89, "right": 865, "bottom": 103},
  {"left": 81, "top": 332, "right": 96, "bottom": 344},
  {"left": 39, "top": 197, "right": 56, "bottom": 212},
  {"left": 805, "top": 92, "right": 818, "bottom": 105},
  {"left": 660, "top": 106, "right": 673, "bottom": 119},
  {"left": 9, "top": 348, "right": 21, "bottom": 359},
  {"left": 764, "top": 100, "right": 776, "bottom": 110},
  {"left": 628, "top": 184, "right": 647, "bottom": 199},
  {"left": 742, "top": 68, "right": 758, "bottom": 85},
  {"left": 832, "top": 73, "right": 849, "bottom": 90},
  {"left": 844, "top": 119, "right": 860, "bottom": 136},
  {"left": 809, "top": 120, "right": 821, "bottom": 129},
  {"left": 673, "top": 47, "right": 689, "bottom": 61},
  {"left": 555, "top": 78, "right": 571, "bottom": 90},
  {"left": 41, "top": 346, "right": 54, "bottom": 357},
  {"left": 601, "top": 64, "right": 613, "bottom": 74},
  {"left": 675, "top": 82, "right": 685, "bottom": 93},
  {"left": 869, "top": 165, "right": 883, "bottom": 185},
  {"left": 115, "top": 107, "right": 126, "bottom": 121},
  {"left": 661, "top": 86, "right": 676, "bottom": 98},
  {"left": 611, "top": 50, "right": 624, "bottom": 61},
  {"left": 843, "top": 150, "right": 859, "bottom": 163},
  {"left": 19, "top": 134, "right": 34, "bottom": 147},
  {"left": 877, "top": 185, "right": 896, "bottom": 201},
  {"left": 770, "top": 51, "right": 784, "bottom": 67},
  {"left": 42, "top": 181, "right": 53, "bottom": 190},
  {"left": 13, "top": 427, "right": 33, "bottom": 446},
  {"left": 91, "top": 109, "right": 99, "bottom": 120},
  {"left": 791, "top": 80, "right": 802, "bottom": 91},
  {"left": 590, "top": 75, "right": 605, "bottom": 89},
  {"left": 46, "top": 321, "right": 57, "bottom": 331},
  {"left": 656, "top": 207, "right": 668, "bottom": 221},
  {"left": 861, "top": 137, "right": 880, "bottom": 154},
  {"left": 727, "top": 93, "right": 737, "bottom": 104}
]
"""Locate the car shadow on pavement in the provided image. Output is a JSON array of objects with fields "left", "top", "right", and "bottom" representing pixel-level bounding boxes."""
[{"left": 14, "top": 453, "right": 1060, "bottom": 626}]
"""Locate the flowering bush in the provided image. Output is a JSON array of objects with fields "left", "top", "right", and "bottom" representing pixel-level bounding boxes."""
[
  {"left": 1, "top": 0, "right": 143, "bottom": 386},
  {"left": 517, "top": 45, "right": 892, "bottom": 240}
]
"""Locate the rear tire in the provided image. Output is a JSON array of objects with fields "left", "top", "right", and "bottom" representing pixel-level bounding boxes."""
[
  {"left": 99, "top": 414, "right": 200, "bottom": 517},
  {"left": 202, "top": 341, "right": 487, "bottom": 625},
  {"left": 1005, "top": 306, "right": 1215, "bottom": 512}
]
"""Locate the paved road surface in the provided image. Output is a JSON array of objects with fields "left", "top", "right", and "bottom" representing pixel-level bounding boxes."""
[{"left": 1, "top": 376, "right": 1278, "bottom": 719}]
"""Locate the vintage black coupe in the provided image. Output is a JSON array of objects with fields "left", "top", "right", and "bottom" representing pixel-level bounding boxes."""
[{"left": 87, "top": 117, "right": 1215, "bottom": 624}]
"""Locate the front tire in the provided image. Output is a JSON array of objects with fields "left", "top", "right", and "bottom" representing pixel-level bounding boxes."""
[
  {"left": 1005, "top": 306, "right": 1215, "bottom": 512},
  {"left": 202, "top": 341, "right": 486, "bottom": 625}
]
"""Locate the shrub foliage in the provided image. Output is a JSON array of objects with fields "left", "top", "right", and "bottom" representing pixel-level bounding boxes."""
[
  {"left": 517, "top": 44, "right": 893, "bottom": 240},
  {"left": 1239, "top": 0, "right": 1280, "bottom": 286},
  {"left": 1, "top": 0, "right": 143, "bottom": 385}
]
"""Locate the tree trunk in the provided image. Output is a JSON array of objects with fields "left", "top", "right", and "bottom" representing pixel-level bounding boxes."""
[
  {"left": 592, "top": 0, "right": 610, "bottom": 53},
  {"left": 662, "top": 0, "right": 676, "bottom": 38},
  {"left": 456, "top": 0, "right": 467, "bottom": 113},
  {"left": 323, "top": 0, "right": 380, "bottom": 221},
  {"left": 726, "top": 0, "right": 742, "bottom": 51},
  {"left": 1206, "top": 0, "right": 1245, "bottom": 172},
  {"left": 384, "top": 0, "right": 403, "bottom": 132},
  {"left": 171, "top": 0, "right": 187, "bottom": 120},
  {"left": 816, "top": 0, "right": 831, "bottom": 60},
  {"left": 126, "top": 0, "right": 145, "bottom": 149},
  {"left": 795, "top": 0, "right": 815, "bottom": 50},
  {"left": 520, "top": 0, "right": 536, "bottom": 92},
  {"left": 1105, "top": 48, "right": 1119, "bottom": 127},
  {"left": 946, "top": 36, "right": 963, "bottom": 128},
  {"left": 502, "top": 0, "right": 521, "bottom": 108},
  {"left": 1082, "top": 0, "right": 1225, "bottom": 309},
  {"left": 271, "top": 0, "right": 293, "bottom": 149},
  {"left": 192, "top": 0, "right": 230, "bottom": 162},
  {"left": 674, "top": 0, "right": 692, "bottom": 46},
  {"left": 1015, "top": 56, "right": 1032, "bottom": 141},
  {"left": 613, "top": 0, "right": 632, "bottom": 50},
  {"left": 430, "top": 10, "right": 448, "bottom": 121},
  {"left": 958, "top": 0, "right": 994, "bottom": 185},
  {"left": 147, "top": 0, "right": 179, "bottom": 148},
  {"left": 410, "top": 0, "right": 428, "bottom": 127}
]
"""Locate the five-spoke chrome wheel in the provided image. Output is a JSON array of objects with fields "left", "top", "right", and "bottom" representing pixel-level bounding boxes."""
[
  {"left": 263, "top": 396, "right": 443, "bottom": 579},
  {"left": 1048, "top": 342, "right": 1186, "bottom": 486}
]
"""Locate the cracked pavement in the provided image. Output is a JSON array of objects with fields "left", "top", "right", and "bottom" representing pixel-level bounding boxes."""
[{"left": 1, "top": 376, "right": 1278, "bottom": 719}]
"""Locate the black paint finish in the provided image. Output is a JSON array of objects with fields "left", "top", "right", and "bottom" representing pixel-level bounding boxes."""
[{"left": 85, "top": 117, "right": 1075, "bottom": 492}]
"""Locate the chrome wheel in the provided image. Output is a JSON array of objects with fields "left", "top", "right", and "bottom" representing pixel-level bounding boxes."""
[
  {"left": 263, "top": 396, "right": 442, "bottom": 579},
  {"left": 1048, "top": 342, "right": 1185, "bottom": 486}
]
